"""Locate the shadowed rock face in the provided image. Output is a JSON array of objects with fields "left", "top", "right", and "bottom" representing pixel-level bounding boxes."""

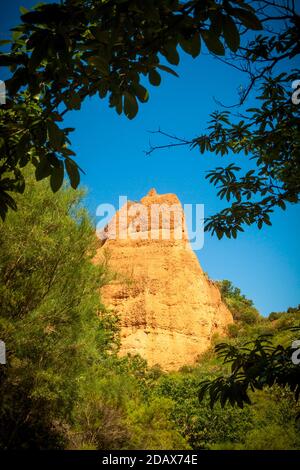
[{"left": 94, "top": 189, "right": 233, "bottom": 371}]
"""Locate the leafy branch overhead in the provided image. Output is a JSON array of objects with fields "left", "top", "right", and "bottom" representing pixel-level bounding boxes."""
[
  {"left": 198, "top": 329, "right": 300, "bottom": 409},
  {"left": 0, "top": 0, "right": 262, "bottom": 219},
  {"left": 146, "top": 1, "right": 300, "bottom": 238}
]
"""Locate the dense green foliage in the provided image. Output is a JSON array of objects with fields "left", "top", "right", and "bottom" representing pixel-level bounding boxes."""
[
  {"left": 1, "top": 1, "right": 299, "bottom": 451},
  {"left": 217, "top": 279, "right": 260, "bottom": 325},
  {"left": 0, "top": 183, "right": 299, "bottom": 450},
  {"left": 148, "top": 299, "right": 300, "bottom": 449},
  {"left": 198, "top": 300, "right": 300, "bottom": 411},
  {"left": 199, "top": 332, "right": 300, "bottom": 409},
  {"left": 151, "top": 369, "right": 300, "bottom": 449},
  {"left": 0, "top": 0, "right": 262, "bottom": 219},
  {"left": 0, "top": 172, "right": 188, "bottom": 449},
  {"left": 198, "top": 282, "right": 300, "bottom": 412},
  {"left": 269, "top": 305, "right": 300, "bottom": 322},
  {"left": 114, "top": 297, "right": 299, "bottom": 450},
  {"left": 0, "top": 171, "right": 115, "bottom": 448}
]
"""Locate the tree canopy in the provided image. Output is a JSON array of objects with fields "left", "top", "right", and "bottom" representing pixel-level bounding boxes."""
[
  {"left": 147, "top": 0, "right": 300, "bottom": 238},
  {"left": 218, "top": 279, "right": 260, "bottom": 325},
  {"left": 0, "top": 171, "right": 117, "bottom": 447},
  {"left": 0, "top": 171, "right": 187, "bottom": 449},
  {"left": 0, "top": 0, "right": 263, "bottom": 219},
  {"left": 0, "top": 171, "right": 299, "bottom": 449}
]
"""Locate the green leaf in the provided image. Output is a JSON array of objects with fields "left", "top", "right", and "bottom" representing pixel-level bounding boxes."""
[
  {"left": 35, "top": 157, "right": 52, "bottom": 181},
  {"left": 98, "top": 81, "right": 108, "bottom": 99},
  {"left": 0, "top": 191, "right": 17, "bottom": 220},
  {"left": 201, "top": 30, "right": 225, "bottom": 56},
  {"left": 65, "top": 158, "right": 80, "bottom": 189},
  {"left": 210, "top": 12, "right": 223, "bottom": 36},
  {"left": 19, "top": 6, "right": 29, "bottom": 15},
  {"left": 179, "top": 34, "right": 201, "bottom": 58},
  {"left": 0, "top": 53, "right": 24, "bottom": 66},
  {"left": 123, "top": 92, "right": 138, "bottom": 119},
  {"left": 156, "top": 64, "right": 179, "bottom": 78},
  {"left": 222, "top": 15, "right": 240, "bottom": 52},
  {"left": 47, "top": 152, "right": 61, "bottom": 168},
  {"left": 50, "top": 163, "right": 64, "bottom": 193},
  {"left": 231, "top": 8, "right": 262, "bottom": 30},
  {"left": 21, "top": 4, "right": 62, "bottom": 25},
  {"left": 264, "top": 217, "right": 272, "bottom": 226},
  {"left": 216, "top": 228, "right": 223, "bottom": 239},
  {"left": 28, "top": 42, "right": 46, "bottom": 71},
  {"left": 65, "top": 94, "right": 81, "bottom": 110},
  {"left": 87, "top": 55, "right": 109, "bottom": 75},
  {"left": 90, "top": 27, "right": 109, "bottom": 44},
  {"left": 278, "top": 199, "right": 286, "bottom": 210},
  {"left": 132, "top": 83, "right": 149, "bottom": 103},
  {"left": 162, "top": 42, "right": 179, "bottom": 65},
  {"left": 6, "top": 66, "right": 28, "bottom": 95},
  {"left": 11, "top": 29, "right": 23, "bottom": 41},
  {"left": 47, "top": 120, "right": 65, "bottom": 150},
  {"left": 149, "top": 69, "right": 161, "bottom": 86},
  {"left": 115, "top": 95, "right": 122, "bottom": 115}
]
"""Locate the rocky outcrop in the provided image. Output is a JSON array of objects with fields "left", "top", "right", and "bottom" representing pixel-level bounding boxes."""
[{"left": 94, "top": 189, "right": 233, "bottom": 371}]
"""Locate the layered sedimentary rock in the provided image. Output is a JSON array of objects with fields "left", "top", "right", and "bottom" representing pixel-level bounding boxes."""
[{"left": 94, "top": 189, "right": 233, "bottom": 371}]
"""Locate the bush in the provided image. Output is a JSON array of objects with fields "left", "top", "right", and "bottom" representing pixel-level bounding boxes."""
[
  {"left": 227, "top": 323, "right": 240, "bottom": 338},
  {"left": 243, "top": 424, "right": 300, "bottom": 450},
  {"left": 217, "top": 280, "right": 260, "bottom": 325},
  {"left": 0, "top": 173, "right": 117, "bottom": 448},
  {"left": 269, "top": 305, "right": 300, "bottom": 323}
]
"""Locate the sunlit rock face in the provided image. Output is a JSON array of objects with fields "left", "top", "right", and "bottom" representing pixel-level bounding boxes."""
[{"left": 94, "top": 189, "right": 233, "bottom": 371}]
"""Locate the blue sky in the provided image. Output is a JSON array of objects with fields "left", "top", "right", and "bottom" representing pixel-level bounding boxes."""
[{"left": 2, "top": 1, "right": 300, "bottom": 315}]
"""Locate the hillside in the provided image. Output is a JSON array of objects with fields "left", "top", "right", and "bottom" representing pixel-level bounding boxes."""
[{"left": 0, "top": 176, "right": 299, "bottom": 450}]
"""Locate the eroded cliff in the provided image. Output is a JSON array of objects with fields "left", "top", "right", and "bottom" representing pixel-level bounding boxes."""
[{"left": 94, "top": 189, "right": 233, "bottom": 370}]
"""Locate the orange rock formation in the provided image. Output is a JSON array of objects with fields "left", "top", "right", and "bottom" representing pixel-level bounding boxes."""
[{"left": 94, "top": 189, "right": 233, "bottom": 370}]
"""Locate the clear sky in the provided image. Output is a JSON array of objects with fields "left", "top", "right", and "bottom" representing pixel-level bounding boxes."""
[{"left": 2, "top": 1, "right": 300, "bottom": 316}]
